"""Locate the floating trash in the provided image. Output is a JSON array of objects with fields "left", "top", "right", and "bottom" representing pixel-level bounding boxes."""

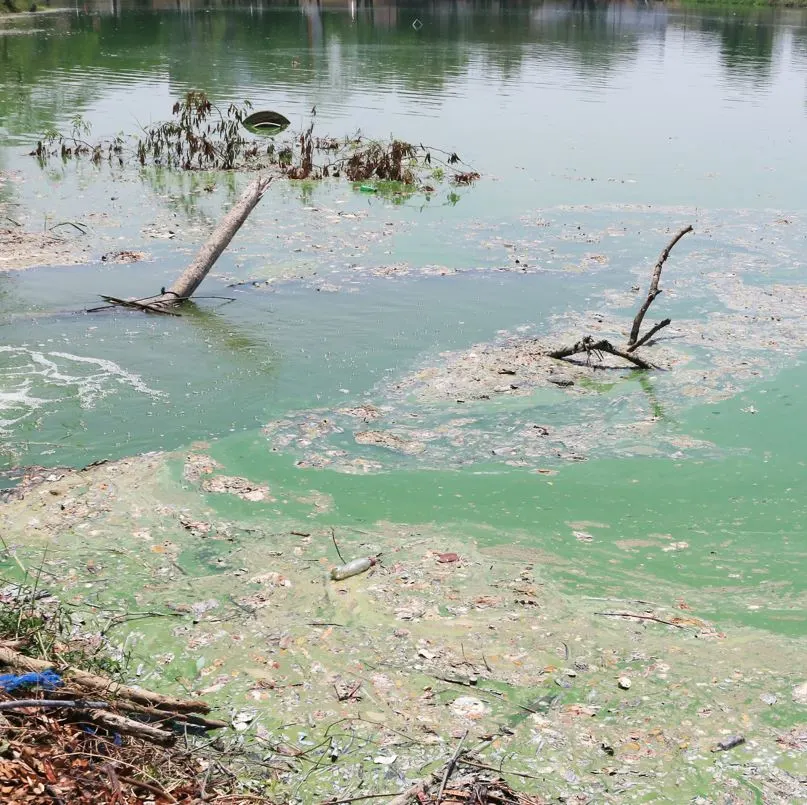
[{"left": 242, "top": 110, "right": 291, "bottom": 135}]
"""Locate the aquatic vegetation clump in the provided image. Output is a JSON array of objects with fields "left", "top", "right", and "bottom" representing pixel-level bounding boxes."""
[
  {"left": 136, "top": 90, "right": 257, "bottom": 171},
  {"left": 29, "top": 91, "right": 479, "bottom": 192}
]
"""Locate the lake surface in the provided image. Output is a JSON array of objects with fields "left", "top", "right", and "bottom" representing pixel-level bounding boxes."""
[
  {"left": 4, "top": 3, "right": 807, "bottom": 800},
  {"left": 2, "top": 1, "right": 807, "bottom": 640}
]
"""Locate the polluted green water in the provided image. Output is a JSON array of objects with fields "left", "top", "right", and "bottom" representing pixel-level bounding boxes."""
[{"left": 2, "top": 1, "right": 807, "bottom": 801}]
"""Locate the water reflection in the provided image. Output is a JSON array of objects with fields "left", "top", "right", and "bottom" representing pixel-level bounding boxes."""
[{"left": 3, "top": 1, "right": 807, "bottom": 144}]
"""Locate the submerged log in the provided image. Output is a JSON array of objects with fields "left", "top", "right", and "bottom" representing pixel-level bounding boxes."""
[{"left": 154, "top": 175, "right": 272, "bottom": 307}]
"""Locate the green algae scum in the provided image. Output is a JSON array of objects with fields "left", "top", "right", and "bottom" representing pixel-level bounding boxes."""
[{"left": 2, "top": 1, "right": 807, "bottom": 802}]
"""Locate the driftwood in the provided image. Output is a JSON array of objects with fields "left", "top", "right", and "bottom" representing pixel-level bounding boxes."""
[
  {"left": 87, "top": 709, "right": 176, "bottom": 746},
  {"left": 547, "top": 226, "right": 693, "bottom": 370},
  {"left": 627, "top": 225, "right": 693, "bottom": 347},
  {"left": 547, "top": 337, "right": 653, "bottom": 371},
  {"left": 117, "top": 700, "right": 228, "bottom": 731},
  {"left": 95, "top": 175, "right": 271, "bottom": 314},
  {"left": 0, "top": 644, "right": 210, "bottom": 714}
]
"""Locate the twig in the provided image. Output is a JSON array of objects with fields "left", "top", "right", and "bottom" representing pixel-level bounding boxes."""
[
  {"left": 98, "top": 295, "right": 181, "bottom": 317},
  {"left": 434, "top": 675, "right": 479, "bottom": 689},
  {"left": 548, "top": 337, "right": 654, "bottom": 370},
  {"left": 330, "top": 527, "right": 346, "bottom": 564},
  {"left": 0, "top": 699, "right": 108, "bottom": 711},
  {"left": 48, "top": 221, "right": 88, "bottom": 234},
  {"left": 595, "top": 611, "right": 684, "bottom": 628},
  {"left": 459, "top": 758, "right": 543, "bottom": 781},
  {"left": 117, "top": 775, "right": 178, "bottom": 803},
  {"left": 626, "top": 318, "right": 671, "bottom": 353},
  {"left": 437, "top": 729, "right": 468, "bottom": 803},
  {"left": 109, "top": 700, "right": 228, "bottom": 731},
  {"left": 334, "top": 681, "right": 362, "bottom": 702},
  {"left": 627, "top": 225, "right": 693, "bottom": 347},
  {"left": 321, "top": 794, "right": 406, "bottom": 805}
]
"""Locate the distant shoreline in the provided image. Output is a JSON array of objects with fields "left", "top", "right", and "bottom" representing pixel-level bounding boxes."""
[{"left": 4, "top": 0, "right": 807, "bottom": 16}]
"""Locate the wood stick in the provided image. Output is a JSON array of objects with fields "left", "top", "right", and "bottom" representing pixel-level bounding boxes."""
[
  {"left": 98, "top": 295, "right": 181, "bottom": 317},
  {"left": 0, "top": 645, "right": 210, "bottom": 713},
  {"left": 386, "top": 781, "right": 430, "bottom": 805},
  {"left": 594, "top": 611, "right": 684, "bottom": 628},
  {"left": 321, "top": 794, "right": 406, "bottom": 805},
  {"left": 547, "top": 338, "right": 654, "bottom": 371},
  {"left": 0, "top": 699, "right": 108, "bottom": 711},
  {"left": 627, "top": 226, "right": 692, "bottom": 347},
  {"left": 152, "top": 175, "right": 271, "bottom": 308},
  {"left": 87, "top": 709, "right": 176, "bottom": 745},
  {"left": 113, "top": 700, "right": 228, "bottom": 731},
  {"left": 459, "top": 759, "right": 543, "bottom": 781},
  {"left": 626, "top": 318, "right": 671, "bottom": 353},
  {"left": 117, "top": 774, "right": 178, "bottom": 803},
  {"left": 437, "top": 729, "right": 468, "bottom": 803}
]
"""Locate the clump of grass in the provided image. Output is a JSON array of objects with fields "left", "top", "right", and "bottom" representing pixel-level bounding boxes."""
[{"left": 0, "top": 538, "right": 130, "bottom": 679}]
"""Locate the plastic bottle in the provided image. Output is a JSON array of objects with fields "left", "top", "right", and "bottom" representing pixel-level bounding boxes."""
[{"left": 330, "top": 556, "right": 376, "bottom": 581}]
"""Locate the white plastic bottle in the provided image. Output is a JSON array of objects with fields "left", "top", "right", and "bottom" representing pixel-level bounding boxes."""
[{"left": 330, "top": 556, "right": 376, "bottom": 581}]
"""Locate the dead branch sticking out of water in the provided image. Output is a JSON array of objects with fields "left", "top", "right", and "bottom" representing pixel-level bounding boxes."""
[
  {"left": 547, "top": 226, "right": 693, "bottom": 371},
  {"left": 627, "top": 225, "right": 693, "bottom": 348},
  {"left": 547, "top": 337, "right": 654, "bottom": 370},
  {"left": 627, "top": 316, "right": 671, "bottom": 353},
  {"left": 94, "top": 176, "right": 271, "bottom": 314}
]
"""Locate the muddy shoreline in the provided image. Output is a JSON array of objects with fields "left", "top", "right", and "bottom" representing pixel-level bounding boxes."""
[{"left": 1, "top": 449, "right": 806, "bottom": 802}]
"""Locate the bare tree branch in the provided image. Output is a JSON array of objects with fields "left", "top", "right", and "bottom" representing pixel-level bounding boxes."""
[
  {"left": 627, "top": 225, "right": 693, "bottom": 347},
  {"left": 547, "top": 337, "right": 654, "bottom": 370},
  {"left": 626, "top": 318, "right": 671, "bottom": 353}
]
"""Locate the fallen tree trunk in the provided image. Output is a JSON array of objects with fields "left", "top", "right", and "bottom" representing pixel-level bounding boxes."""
[
  {"left": 94, "top": 175, "right": 271, "bottom": 314},
  {"left": 155, "top": 175, "right": 272, "bottom": 307}
]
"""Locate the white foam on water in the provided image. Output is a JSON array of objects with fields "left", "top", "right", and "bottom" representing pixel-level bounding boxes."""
[{"left": 0, "top": 346, "right": 165, "bottom": 433}]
